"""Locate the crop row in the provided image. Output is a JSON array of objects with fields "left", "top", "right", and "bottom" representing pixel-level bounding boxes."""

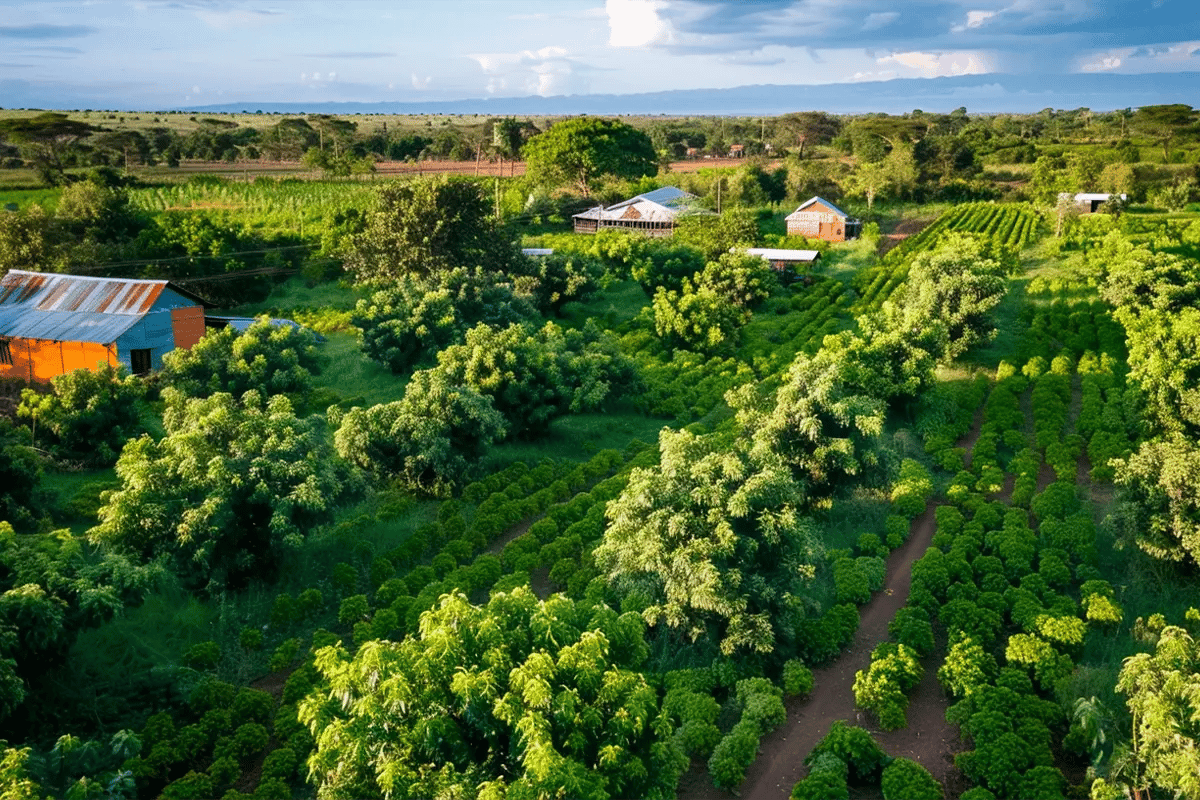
[{"left": 1016, "top": 299, "right": 1126, "bottom": 362}]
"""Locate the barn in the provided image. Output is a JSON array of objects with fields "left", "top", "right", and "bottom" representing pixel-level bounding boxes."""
[
  {"left": 785, "top": 197, "right": 862, "bottom": 242},
  {"left": 0, "top": 270, "right": 206, "bottom": 383},
  {"left": 572, "top": 186, "right": 712, "bottom": 236}
]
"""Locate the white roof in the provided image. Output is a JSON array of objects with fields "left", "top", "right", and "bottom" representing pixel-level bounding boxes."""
[
  {"left": 741, "top": 248, "right": 821, "bottom": 263},
  {"left": 786, "top": 196, "right": 851, "bottom": 220},
  {"left": 1074, "top": 193, "right": 1127, "bottom": 202},
  {"left": 522, "top": 248, "right": 554, "bottom": 256}
]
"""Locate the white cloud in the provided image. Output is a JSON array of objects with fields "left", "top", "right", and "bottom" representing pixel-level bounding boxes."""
[
  {"left": 952, "top": 9, "right": 997, "bottom": 33},
  {"left": 862, "top": 12, "right": 899, "bottom": 32},
  {"left": 1081, "top": 55, "right": 1123, "bottom": 71},
  {"left": 193, "top": 8, "right": 282, "bottom": 31},
  {"left": 411, "top": 73, "right": 431, "bottom": 90},
  {"left": 470, "top": 45, "right": 588, "bottom": 97},
  {"left": 191, "top": 84, "right": 200, "bottom": 93},
  {"left": 877, "top": 50, "right": 994, "bottom": 77},
  {"left": 606, "top": 0, "right": 672, "bottom": 47}
]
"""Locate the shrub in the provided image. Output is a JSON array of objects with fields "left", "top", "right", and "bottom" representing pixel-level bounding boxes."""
[
  {"left": 239, "top": 627, "right": 263, "bottom": 651},
  {"left": 783, "top": 659, "right": 815, "bottom": 698},
  {"left": 889, "top": 606, "right": 934, "bottom": 656},
  {"left": 707, "top": 719, "right": 760, "bottom": 791},
  {"left": 16, "top": 363, "right": 146, "bottom": 465},
  {"left": 881, "top": 758, "right": 942, "bottom": 800},
  {"left": 806, "top": 721, "right": 890, "bottom": 783},
  {"left": 182, "top": 641, "right": 221, "bottom": 671},
  {"left": 269, "top": 638, "right": 300, "bottom": 673},
  {"left": 337, "top": 594, "right": 370, "bottom": 626}
]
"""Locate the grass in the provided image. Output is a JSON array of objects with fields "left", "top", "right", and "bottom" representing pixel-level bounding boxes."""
[
  {"left": 481, "top": 405, "right": 669, "bottom": 473},
  {"left": 0, "top": 186, "right": 62, "bottom": 210},
  {"left": 558, "top": 279, "right": 650, "bottom": 331},
  {"left": 312, "top": 331, "right": 409, "bottom": 407},
  {"left": 216, "top": 275, "right": 363, "bottom": 316}
]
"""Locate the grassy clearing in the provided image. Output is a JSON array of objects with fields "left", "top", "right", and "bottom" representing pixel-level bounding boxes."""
[
  {"left": 558, "top": 279, "right": 650, "bottom": 331},
  {"left": 481, "top": 405, "right": 669, "bottom": 473},
  {"left": 312, "top": 331, "right": 409, "bottom": 407}
]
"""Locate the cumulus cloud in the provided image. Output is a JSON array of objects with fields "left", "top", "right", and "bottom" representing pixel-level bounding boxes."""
[
  {"left": 471, "top": 45, "right": 591, "bottom": 96},
  {"left": 877, "top": 49, "right": 994, "bottom": 77},
  {"left": 606, "top": 0, "right": 673, "bottom": 47},
  {"left": 951, "top": 9, "right": 997, "bottom": 33},
  {"left": 411, "top": 73, "right": 432, "bottom": 90}
]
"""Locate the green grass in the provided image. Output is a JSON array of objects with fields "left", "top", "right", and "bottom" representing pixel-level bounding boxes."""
[
  {"left": 0, "top": 186, "right": 62, "bottom": 209},
  {"left": 559, "top": 279, "right": 650, "bottom": 331},
  {"left": 481, "top": 406, "right": 669, "bottom": 473},
  {"left": 216, "top": 276, "right": 363, "bottom": 316},
  {"left": 312, "top": 331, "right": 409, "bottom": 407}
]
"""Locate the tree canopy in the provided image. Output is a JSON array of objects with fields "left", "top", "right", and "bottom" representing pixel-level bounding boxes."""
[{"left": 524, "top": 118, "right": 658, "bottom": 195}]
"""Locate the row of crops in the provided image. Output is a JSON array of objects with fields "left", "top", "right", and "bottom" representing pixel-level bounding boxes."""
[{"left": 852, "top": 203, "right": 1046, "bottom": 314}]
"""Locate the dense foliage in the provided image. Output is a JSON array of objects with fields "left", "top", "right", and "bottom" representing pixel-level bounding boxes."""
[{"left": 17, "top": 364, "right": 146, "bottom": 466}]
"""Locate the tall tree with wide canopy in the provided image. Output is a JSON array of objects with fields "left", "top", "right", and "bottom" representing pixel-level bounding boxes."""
[
  {"left": 595, "top": 427, "right": 821, "bottom": 656},
  {"left": 523, "top": 117, "right": 657, "bottom": 195},
  {"left": 344, "top": 177, "right": 521, "bottom": 283},
  {"left": 0, "top": 113, "right": 95, "bottom": 185}
]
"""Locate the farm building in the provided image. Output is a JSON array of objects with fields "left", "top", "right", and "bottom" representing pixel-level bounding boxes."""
[
  {"left": 741, "top": 248, "right": 821, "bottom": 283},
  {"left": 786, "top": 197, "right": 862, "bottom": 242},
  {"left": 572, "top": 186, "right": 712, "bottom": 236},
  {"left": 0, "top": 270, "right": 206, "bottom": 382},
  {"left": 1059, "top": 192, "right": 1128, "bottom": 213}
]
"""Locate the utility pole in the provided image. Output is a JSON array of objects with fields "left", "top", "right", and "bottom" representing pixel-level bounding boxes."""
[{"left": 716, "top": 178, "right": 722, "bottom": 214}]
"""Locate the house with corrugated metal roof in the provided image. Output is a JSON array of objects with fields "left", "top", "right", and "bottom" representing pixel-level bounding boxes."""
[
  {"left": 0, "top": 270, "right": 206, "bottom": 382},
  {"left": 1058, "top": 192, "right": 1128, "bottom": 213},
  {"left": 785, "top": 196, "right": 862, "bottom": 242},
  {"left": 572, "top": 186, "right": 713, "bottom": 237}
]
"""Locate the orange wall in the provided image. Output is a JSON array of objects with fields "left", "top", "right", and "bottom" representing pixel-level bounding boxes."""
[
  {"left": 0, "top": 338, "right": 114, "bottom": 383},
  {"left": 171, "top": 306, "right": 206, "bottom": 350}
]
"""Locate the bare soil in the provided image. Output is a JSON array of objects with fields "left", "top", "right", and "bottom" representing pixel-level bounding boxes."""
[
  {"left": 677, "top": 415, "right": 984, "bottom": 800},
  {"left": 877, "top": 217, "right": 934, "bottom": 257}
]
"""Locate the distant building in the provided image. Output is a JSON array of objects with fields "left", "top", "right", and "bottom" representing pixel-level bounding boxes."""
[
  {"left": 0, "top": 270, "right": 206, "bottom": 382},
  {"left": 1058, "top": 192, "right": 1128, "bottom": 213},
  {"left": 572, "top": 186, "right": 712, "bottom": 237},
  {"left": 728, "top": 144, "right": 745, "bottom": 158},
  {"left": 740, "top": 248, "right": 821, "bottom": 283},
  {"left": 521, "top": 248, "right": 554, "bottom": 257},
  {"left": 685, "top": 147, "right": 700, "bottom": 158},
  {"left": 785, "top": 196, "right": 862, "bottom": 242}
]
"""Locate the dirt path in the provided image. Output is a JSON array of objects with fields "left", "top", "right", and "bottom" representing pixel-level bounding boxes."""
[{"left": 679, "top": 415, "right": 984, "bottom": 800}]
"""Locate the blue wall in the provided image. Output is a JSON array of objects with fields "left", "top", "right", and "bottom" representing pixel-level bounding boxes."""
[{"left": 114, "top": 288, "right": 200, "bottom": 372}]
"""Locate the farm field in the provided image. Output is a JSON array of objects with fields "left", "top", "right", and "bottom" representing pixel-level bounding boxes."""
[{"left": 1, "top": 106, "right": 1199, "bottom": 800}]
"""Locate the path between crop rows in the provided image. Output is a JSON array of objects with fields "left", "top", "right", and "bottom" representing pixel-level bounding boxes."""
[{"left": 679, "top": 414, "right": 984, "bottom": 800}]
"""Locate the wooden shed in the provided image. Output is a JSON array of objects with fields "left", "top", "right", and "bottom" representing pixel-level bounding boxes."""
[
  {"left": 785, "top": 196, "right": 862, "bottom": 242},
  {"left": 0, "top": 270, "right": 206, "bottom": 382}
]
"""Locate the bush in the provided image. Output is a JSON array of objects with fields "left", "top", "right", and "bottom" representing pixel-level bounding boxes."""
[
  {"left": 707, "top": 719, "right": 760, "bottom": 791},
  {"left": 881, "top": 758, "right": 942, "bottom": 800},
  {"left": 269, "top": 638, "right": 300, "bottom": 673},
  {"left": 239, "top": 627, "right": 263, "bottom": 651},
  {"left": 17, "top": 364, "right": 146, "bottom": 465},
  {"left": 183, "top": 641, "right": 221, "bottom": 671},
  {"left": 783, "top": 659, "right": 814, "bottom": 698},
  {"left": 806, "top": 721, "right": 890, "bottom": 783}
]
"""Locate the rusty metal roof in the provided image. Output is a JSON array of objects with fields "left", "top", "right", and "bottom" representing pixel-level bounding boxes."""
[{"left": 0, "top": 270, "right": 176, "bottom": 344}]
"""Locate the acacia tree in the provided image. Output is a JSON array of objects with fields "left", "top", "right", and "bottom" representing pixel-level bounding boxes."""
[
  {"left": 0, "top": 113, "right": 96, "bottom": 185},
  {"left": 524, "top": 117, "right": 657, "bottom": 195},
  {"left": 90, "top": 389, "right": 350, "bottom": 589},
  {"left": 595, "top": 427, "right": 820, "bottom": 656}
]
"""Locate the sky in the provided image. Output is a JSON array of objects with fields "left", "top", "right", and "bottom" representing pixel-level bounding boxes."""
[{"left": 1, "top": 0, "right": 1199, "bottom": 111}]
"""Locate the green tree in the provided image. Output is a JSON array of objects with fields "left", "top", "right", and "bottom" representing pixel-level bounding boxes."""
[
  {"left": 524, "top": 117, "right": 658, "bottom": 195},
  {"left": 0, "top": 205, "right": 69, "bottom": 276},
  {"left": 90, "top": 389, "right": 350, "bottom": 589},
  {"left": 0, "top": 113, "right": 96, "bottom": 185},
  {"left": 344, "top": 177, "right": 520, "bottom": 283},
  {"left": 1117, "top": 626, "right": 1200, "bottom": 799},
  {"left": 332, "top": 370, "right": 506, "bottom": 496},
  {"left": 595, "top": 427, "right": 820, "bottom": 655},
  {"left": 885, "top": 232, "right": 1007, "bottom": 362},
  {"left": 0, "top": 421, "right": 44, "bottom": 533},
  {"left": 1132, "top": 104, "right": 1197, "bottom": 162},
  {"left": 881, "top": 758, "right": 941, "bottom": 800},
  {"left": 299, "top": 589, "right": 685, "bottom": 800},
  {"left": 161, "top": 317, "right": 320, "bottom": 400},
  {"left": 17, "top": 364, "right": 146, "bottom": 466}
]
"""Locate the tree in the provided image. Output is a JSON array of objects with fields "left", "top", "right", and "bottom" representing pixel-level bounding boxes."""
[
  {"left": 299, "top": 589, "right": 685, "bottom": 800},
  {"left": 885, "top": 233, "right": 1008, "bottom": 362},
  {"left": 595, "top": 427, "right": 820, "bottom": 655},
  {"left": 1117, "top": 626, "right": 1200, "bottom": 799},
  {"left": 0, "top": 421, "right": 43, "bottom": 533},
  {"left": 428, "top": 321, "right": 635, "bottom": 438},
  {"left": 0, "top": 205, "right": 69, "bottom": 276},
  {"left": 90, "top": 389, "right": 350, "bottom": 589},
  {"left": 160, "top": 317, "right": 320, "bottom": 400},
  {"left": 344, "top": 177, "right": 520, "bottom": 283},
  {"left": 17, "top": 364, "right": 146, "bottom": 466},
  {"left": 524, "top": 117, "right": 657, "bottom": 195},
  {"left": 0, "top": 521, "right": 160, "bottom": 724},
  {"left": 1114, "top": 435, "right": 1200, "bottom": 565},
  {"left": 778, "top": 112, "right": 842, "bottom": 159},
  {"left": 0, "top": 113, "right": 96, "bottom": 185},
  {"left": 1132, "top": 104, "right": 1196, "bottom": 162},
  {"left": 332, "top": 370, "right": 506, "bottom": 496}
]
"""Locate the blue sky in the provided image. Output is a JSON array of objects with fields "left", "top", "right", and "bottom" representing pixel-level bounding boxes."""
[{"left": 2, "top": 0, "right": 1199, "bottom": 110}]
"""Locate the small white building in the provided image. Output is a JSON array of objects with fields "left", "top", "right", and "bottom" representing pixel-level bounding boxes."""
[
  {"left": 1059, "top": 192, "right": 1128, "bottom": 213},
  {"left": 785, "top": 196, "right": 861, "bottom": 242}
]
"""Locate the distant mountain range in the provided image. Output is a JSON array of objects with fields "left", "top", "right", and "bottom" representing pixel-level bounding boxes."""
[{"left": 176, "top": 72, "right": 1199, "bottom": 116}]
